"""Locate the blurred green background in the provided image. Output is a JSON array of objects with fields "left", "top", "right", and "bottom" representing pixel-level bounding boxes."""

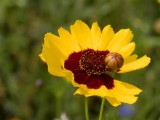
[{"left": 0, "top": 0, "right": 160, "bottom": 120}]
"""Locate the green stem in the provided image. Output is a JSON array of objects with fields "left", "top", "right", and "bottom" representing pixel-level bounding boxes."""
[
  {"left": 85, "top": 97, "right": 89, "bottom": 120},
  {"left": 114, "top": 107, "right": 117, "bottom": 120},
  {"left": 55, "top": 95, "right": 61, "bottom": 118},
  {"left": 99, "top": 98, "right": 105, "bottom": 120}
]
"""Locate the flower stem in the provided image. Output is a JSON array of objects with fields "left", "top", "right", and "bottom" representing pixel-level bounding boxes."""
[
  {"left": 99, "top": 97, "right": 105, "bottom": 120},
  {"left": 55, "top": 96, "right": 61, "bottom": 118},
  {"left": 85, "top": 97, "right": 89, "bottom": 120},
  {"left": 114, "top": 107, "right": 117, "bottom": 120}
]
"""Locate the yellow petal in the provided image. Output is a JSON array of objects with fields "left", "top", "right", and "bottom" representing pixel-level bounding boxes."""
[
  {"left": 43, "top": 46, "right": 72, "bottom": 82},
  {"left": 106, "top": 96, "right": 121, "bottom": 107},
  {"left": 40, "top": 32, "right": 74, "bottom": 81},
  {"left": 124, "top": 54, "right": 138, "bottom": 64},
  {"left": 58, "top": 27, "right": 81, "bottom": 52},
  {"left": 44, "top": 33, "right": 70, "bottom": 57},
  {"left": 118, "top": 42, "right": 135, "bottom": 58},
  {"left": 42, "top": 43, "right": 66, "bottom": 77},
  {"left": 70, "top": 20, "right": 92, "bottom": 49},
  {"left": 41, "top": 34, "right": 72, "bottom": 78},
  {"left": 39, "top": 53, "right": 46, "bottom": 62},
  {"left": 73, "top": 79, "right": 142, "bottom": 106},
  {"left": 98, "top": 25, "right": 114, "bottom": 50},
  {"left": 91, "top": 22, "right": 101, "bottom": 50},
  {"left": 119, "top": 55, "right": 151, "bottom": 73},
  {"left": 63, "top": 70, "right": 74, "bottom": 82},
  {"left": 113, "top": 80, "right": 142, "bottom": 95},
  {"left": 74, "top": 87, "right": 107, "bottom": 97},
  {"left": 107, "top": 29, "right": 133, "bottom": 52},
  {"left": 74, "top": 84, "right": 113, "bottom": 97},
  {"left": 109, "top": 80, "right": 142, "bottom": 104}
]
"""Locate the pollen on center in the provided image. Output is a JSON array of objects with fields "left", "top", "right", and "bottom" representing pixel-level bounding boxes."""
[{"left": 79, "top": 49, "right": 109, "bottom": 75}]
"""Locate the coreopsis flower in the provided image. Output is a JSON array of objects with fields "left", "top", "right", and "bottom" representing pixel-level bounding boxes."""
[{"left": 39, "top": 20, "right": 150, "bottom": 106}]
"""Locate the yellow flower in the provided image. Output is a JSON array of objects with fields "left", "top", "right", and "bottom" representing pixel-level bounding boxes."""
[{"left": 39, "top": 20, "right": 151, "bottom": 107}]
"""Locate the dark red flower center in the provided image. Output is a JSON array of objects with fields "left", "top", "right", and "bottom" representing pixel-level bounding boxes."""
[
  {"left": 64, "top": 49, "right": 114, "bottom": 89},
  {"left": 79, "top": 50, "right": 109, "bottom": 75}
]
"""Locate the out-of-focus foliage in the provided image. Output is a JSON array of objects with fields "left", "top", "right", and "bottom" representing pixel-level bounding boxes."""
[{"left": 0, "top": 0, "right": 160, "bottom": 120}]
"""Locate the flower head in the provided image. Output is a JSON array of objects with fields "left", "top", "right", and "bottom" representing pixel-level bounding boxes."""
[{"left": 39, "top": 20, "right": 151, "bottom": 106}]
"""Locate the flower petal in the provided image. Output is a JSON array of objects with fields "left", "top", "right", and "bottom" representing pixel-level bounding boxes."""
[
  {"left": 119, "top": 55, "right": 151, "bottom": 73},
  {"left": 74, "top": 79, "right": 142, "bottom": 106},
  {"left": 113, "top": 80, "right": 142, "bottom": 95},
  {"left": 107, "top": 29, "right": 133, "bottom": 52},
  {"left": 124, "top": 54, "right": 138, "bottom": 64},
  {"left": 42, "top": 44, "right": 66, "bottom": 77},
  {"left": 98, "top": 25, "right": 114, "bottom": 50},
  {"left": 40, "top": 34, "right": 73, "bottom": 80},
  {"left": 118, "top": 42, "right": 135, "bottom": 58},
  {"left": 74, "top": 85, "right": 112, "bottom": 97},
  {"left": 108, "top": 80, "right": 141, "bottom": 104},
  {"left": 44, "top": 33, "right": 70, "bottom": 57},
  {"left": 106, "top": 96, "right": 121, "bottom": 107},
  {"left": 64, "top": 70, "right": 74, "bottom": 82},
  {"left": 39, "top": 53, "right": 46, "bottom": 62},
  {"left": 91, "top": 22, "right": 101, "bottom": 50},
  {"left": 70, "top": 20, "right": 92, "bottom": 49},
  {"left": 58, "top": 27, "right": 81, "bottom": 52}
]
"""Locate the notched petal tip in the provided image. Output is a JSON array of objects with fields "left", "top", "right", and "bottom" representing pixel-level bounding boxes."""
[
  {"left": 142, "top": 55, "right": 151, "bottom": 67},
  {"left": 118, "top": 28, "right": 133, "bottom": 35},
  {"left": 44, "top": 32, "right": 54, "bottom": 39},
  {"left": 92, "top": 21, "right": 98, "bottom": 26},
  {"left": 146, "top": 55, "right": 151, "bottom": 62},
  {"left": 121, "top": 28, "right": 133, "bottom": 34},
  {"left": 39, "top": 53, "right": 46, "bottom": 62},
  {"left": 58, "top": 27, "right": 64, "bottom": 33},
  {"left": 44, "top": 32, "right": 59, "bottom": 40},
  {"left": 140, "top": 55, "right": 151, "bottom": 65},
  {"left": 74, "top": 20, "right": 87, "bottom": 26},
  {"left": 119, "top": 55, "right": 151, "bottom": 73},
  {"left": 70, "top": 20, "right": 91, "bottom": 49},
  {"left": 98, "top": 24, "right": 114, "bottom": 50},
  {"left": 43, "top": 32, "right": 59, "bottom": 48}
]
